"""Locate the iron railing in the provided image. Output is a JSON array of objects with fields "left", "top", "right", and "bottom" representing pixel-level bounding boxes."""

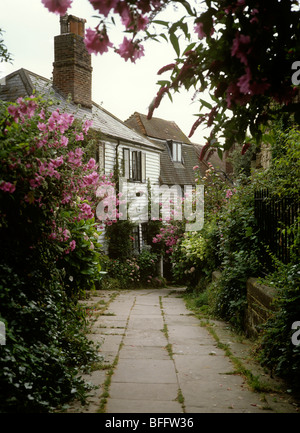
[{"left": 254, "top": 189, "right": 299, "bottom": 266}]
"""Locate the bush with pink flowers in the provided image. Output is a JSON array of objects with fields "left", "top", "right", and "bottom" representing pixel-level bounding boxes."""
[{"left": 0, "top": 96, "right": 109, "bottom": 411}]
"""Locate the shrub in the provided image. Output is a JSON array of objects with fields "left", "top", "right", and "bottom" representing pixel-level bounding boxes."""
[
  {"left": 256, "top": 262, "right": 300, "bottom": 390},
  {"left": 0, "top": 96, "right": 102, "bottom": 411}
]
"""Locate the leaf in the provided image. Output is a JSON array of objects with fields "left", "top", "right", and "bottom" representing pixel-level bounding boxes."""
[
  {"left": 169, "top": 32, "right": 180, "bottom": 57},
  {"left": 200, "top": 98, "right": 212, "bottom": 110},
  {"left": 152, "top": 20, "right": 169, "bottom": 27},
  {"left": 183, "top": 42, "right": 197, "bottom": 55}
]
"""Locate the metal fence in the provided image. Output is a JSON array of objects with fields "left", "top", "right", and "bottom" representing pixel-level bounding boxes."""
[{"left": 254, "top": 189, "right": 299, "bottom": 266}]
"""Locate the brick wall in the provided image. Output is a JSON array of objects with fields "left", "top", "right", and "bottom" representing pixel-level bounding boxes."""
[{"left": 52, "top": 16, "right": 92, "bottom": 109}]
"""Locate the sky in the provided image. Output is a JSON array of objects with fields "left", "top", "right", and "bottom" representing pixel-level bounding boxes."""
[{"left": 0, "top": 0, "right": 209, "bottom": 144}]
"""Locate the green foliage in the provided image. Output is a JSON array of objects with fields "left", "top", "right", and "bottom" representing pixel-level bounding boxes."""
[
  {"left": 100, "top": 249, "right": 159, "bottom": 289},
  {"left": 0, "top": 28, "right": 12, "bottom": 63},
  {"left": 171, "top": 231, "right": 207, "bottom": 287},
  {"left": 59, "top": 218, "right": 103, "bottom": 299},
  {"left": 0, "top": 97, "right": 102, "bottom": 411},
  {"left": 105, "top": 220, "right": 134, "bottom": 260},
  {"left": 256, "top": 262, "right": 300, "bottom": 390},
  {"left": 0, "top": 263, "right": 99, "bottom": 413}
]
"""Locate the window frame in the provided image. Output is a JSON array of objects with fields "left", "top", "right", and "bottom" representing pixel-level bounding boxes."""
[{"left": 123, "top": 148, "right": 146, "bottom": 182}]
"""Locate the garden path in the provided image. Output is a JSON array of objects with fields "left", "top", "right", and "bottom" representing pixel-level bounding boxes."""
[{"left": 67, "top": 287, "right": 299, "bottom": 414}]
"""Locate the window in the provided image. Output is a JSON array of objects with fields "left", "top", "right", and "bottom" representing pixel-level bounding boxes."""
[
  {"left": 167, "top": 140, "right": 182, "bottom": 163},
  {"left": 123, "top": 148, "right": 146, "bottom": 182}
]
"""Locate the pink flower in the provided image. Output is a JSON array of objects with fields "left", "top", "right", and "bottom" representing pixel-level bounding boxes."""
[
  {"left": 136, "top": 14, "right": 149, "bottom": 31},
  {"left": 118, "top": 37, "right": 145, "bottom": 63},
  {"left": 41, "top": 0, "right": 72, "bottom": 15},
  {"left": 226, "top": 189, "right": 233, "bottom": 199},
  {"left": 84, "top": 28, "right": 113, "bottom": 55},
  {"left": 194, "top": 21, "right": 214, "bottom": 39},
  {"left": 60, "top": 136, "right": 69, "bottom": 147},
  {"left": 115, "top": 1, "right": 132, "bottom": 27},
  {"left": 69, "top": 240, "right": 76, "bottom": 251},
  {"left": 0, "top": 181, "right": 16, "bottom": 193},
  {"left": 83, "top": 119, "right": 93, "bottom": 134},
  {"left": 86, "top": 158, "right": 96, "bottom": 170},
  {"left": 231, "top": 33, "right": 251, "bottom": 65},
  {"left": 75, "top": 132, "right": 84, "bottom": 141},
  {"left": 237, "top": 67, "right": 252, "bottom": 94},
  {"left": 89, "top": 0, "right": 118, "bottom": 16}
]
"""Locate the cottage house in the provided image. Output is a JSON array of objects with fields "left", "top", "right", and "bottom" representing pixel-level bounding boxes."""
[
  {"left": 125, "top": 112, "right": 200, "bottom": 189},
  {"left": 0, "top": 14, "right": 164, "bottom": 254}
]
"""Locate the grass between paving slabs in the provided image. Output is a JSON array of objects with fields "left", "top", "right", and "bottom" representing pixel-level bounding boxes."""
[
  {"left": 182, "top": 293, "right": 282, "bottom": 407},
  {"left": 97, "top": 295, "right": 136, "bottom": 413},
  {"left": 77, "top": 290, "right": 125, "bottom": 411},
  {"left": 159, "top": 295, "right": 186, "bottom": 413}
]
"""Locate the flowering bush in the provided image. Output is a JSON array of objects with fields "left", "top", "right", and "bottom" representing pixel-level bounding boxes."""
[
  {"left": 100, "top": 249, "right": 159, "bottom": 289},
  {"left": 152, "top": 223, "right": 182, "bottom": 255},
  {"left": 41, "top": 0, "right": 300, "bottom": 157},
  {"left": 0, "top": 96, "right": 107, "bottom": 411},
  {"left": 171, "top": 231, "right": 207, "bottom": 286}
]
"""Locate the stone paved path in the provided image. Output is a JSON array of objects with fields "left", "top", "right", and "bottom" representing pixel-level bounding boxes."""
[{"left": 67, "top": 287, "right": 299, "bottom": 414}]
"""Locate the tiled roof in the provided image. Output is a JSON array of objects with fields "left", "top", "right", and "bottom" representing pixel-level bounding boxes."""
[
  {"left": 0, "top": 69, "right": 163, "bottom": 152},
  {"left": 125, "top": 112, "right": 192, "bottom": 143},
  {"left": 124, "top": 112, "right": 200, "bottom": 186}
]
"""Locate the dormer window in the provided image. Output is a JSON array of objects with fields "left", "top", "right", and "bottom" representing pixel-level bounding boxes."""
[{"left": 167, "top": 140, "right": 182, "bottom": 163}]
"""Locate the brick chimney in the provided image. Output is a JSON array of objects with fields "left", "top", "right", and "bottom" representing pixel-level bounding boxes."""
[{"left": 53, "top": 14, "right": 92, "bottom": 109}]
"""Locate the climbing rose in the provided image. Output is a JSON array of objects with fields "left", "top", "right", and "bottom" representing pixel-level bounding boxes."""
[{"left": 41, "top": 0, "right": 72, "bottom": 15}]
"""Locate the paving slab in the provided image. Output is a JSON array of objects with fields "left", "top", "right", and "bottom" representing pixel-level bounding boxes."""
[
  {"left": 66, "top": 287, "right": 299, "bottom": 414},
  {"left": 105, "top": 399, "right": 182, "bottom": 413},
  {"left": 112, "top": 358, "right": 178, "bottom": 384}
]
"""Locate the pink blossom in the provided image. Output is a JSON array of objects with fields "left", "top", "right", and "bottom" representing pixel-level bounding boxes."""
[
  {"left": 194, "top": 21, "right": 214, "bottom": 39},
  {"left": 83, "top": 119, "right": 93, "bottom": 134},
  {"left": 231, "top": 33, "right": 251, "bottom": 65},
  {"left": 115, "top": 1, "right": 132, "bottom": 27},
  {"left": 83, "top": 171, "right": 99, "bottom": 185},
  {"left": 237, "top": 68, "right": 252, "bottom": 94},
  {"left": 59, "top": 136, "right": 68, "bottom": 147},
  {"left": 62, "top": 229, "right": 70, "bottom": 241},
  {"left": 75, "top": 132, "right": 84, "bottom": 141},
  {"left": 69, "top": 240, "right": 76, "bottom": 251},
  {"left": 78, "top": 203, "right": 93, "bottom": 219},
  {"left": 84, "top": 28, "right": 113, "bottom": 55},
  {"left": 118, "top": 37, "right": 145, "bottom": 63},
  {"left": 29, "top": 175, "right": 44, "bottom": 189},
  {"left": 86, "top": 158, "right": 96, "bottom": 170},
  {"left": 136, "top": 14, "right": 149, "bottom": 31},
  {"left": 0, "top": 181, "right": 16, "bottom": 193},
  {"left": 41, "top": 0, "right": 72, "bottom": 15},
  {"left": 89, "top": 0, "right": 118, "bottom": 16},
  {"left": 226, "top": 189, "right": 233, "bottom": 199}
]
